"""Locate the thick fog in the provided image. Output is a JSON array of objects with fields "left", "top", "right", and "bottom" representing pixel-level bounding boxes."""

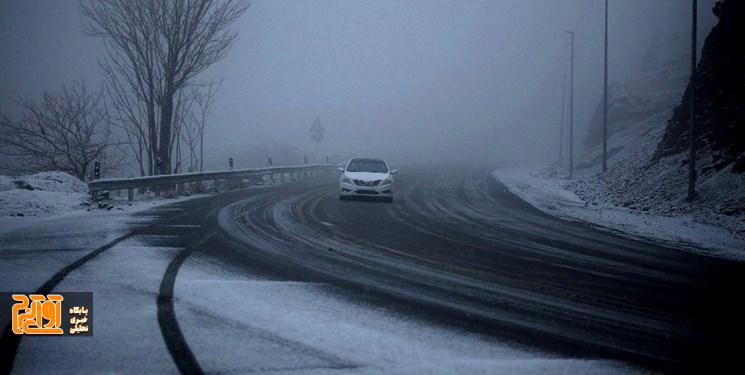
[{"left": 0, "top": 0, "right": 718, "bottom": 170}]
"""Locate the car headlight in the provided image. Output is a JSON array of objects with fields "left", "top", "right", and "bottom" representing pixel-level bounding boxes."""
[
  {"left": 381, "top": 177, "right": 392, "bottom": 186},
  {"left": 341, "top": 176, "right": 352, "bottom": 183}
]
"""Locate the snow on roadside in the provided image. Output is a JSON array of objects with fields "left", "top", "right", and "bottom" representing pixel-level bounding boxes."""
[
  {"left": 175, "top": 251, "right": 650, "bottom": 375},
  {"left": 21, "top": 171, "right": 88, "bottom": 193},
  {"left": 0, "top": 170, "right": 209, "bottom": 222},
  {"left": 0, "top": 170, "right": 209, "bottom": 239},
  {"left": 0, "top": 175, "right": 15, "bottom": 191},
  {"left": 493, "top": 166, "right": 745, "bottom": 261},
  {"left": 0, "top": 171, "right": 89, "bottom": 218},
  {"left": 0, "top": 188, "right": 206, "bottom": 294}
]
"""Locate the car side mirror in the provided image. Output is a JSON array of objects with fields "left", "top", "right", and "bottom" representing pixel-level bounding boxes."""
[
  {"left": 390, "top": 169, "right": 399, "bottom": 175},
  {"left": 337, "top": 167, "right": 345, "bottom": 173}
]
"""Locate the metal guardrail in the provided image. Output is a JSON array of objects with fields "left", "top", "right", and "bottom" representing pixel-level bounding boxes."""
[{"left": 88, "top": 164, "right": 336, "bottom": 201}]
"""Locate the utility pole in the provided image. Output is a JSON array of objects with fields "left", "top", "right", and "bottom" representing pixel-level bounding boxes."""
[
  {"left": 687, "top": 0, "right": 697, "bottom": 201},
  {"left": 559, "top": 70, "right": 567, "bottom": 164},
  {"left": 602, "top": 0, "right": 609, "bottom": 172},
  {"left": 566, "top": 30, "right": 575, "bottom": 179}
]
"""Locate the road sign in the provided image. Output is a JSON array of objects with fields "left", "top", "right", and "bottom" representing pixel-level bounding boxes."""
[{"left": 310, "top": 117, "right": 325, "bottom": 143}]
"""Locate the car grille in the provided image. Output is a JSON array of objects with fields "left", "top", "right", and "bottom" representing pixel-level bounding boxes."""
[
  {"left": 353, "top": 179, "right": 381, "bottom": 187},
  {"left": 355, "top": 189, "right": 379, "bottom": 195}
]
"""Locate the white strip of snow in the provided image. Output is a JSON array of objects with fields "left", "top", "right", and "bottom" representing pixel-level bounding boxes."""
[{"left": 493, "top": 166, "right": 745, "bottom": 261}]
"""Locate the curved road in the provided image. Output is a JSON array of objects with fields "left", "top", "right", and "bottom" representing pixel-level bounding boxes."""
[
  {"left": 210, "top": 165, "right": 743, "bottom": 372},
  {"left": 3, "top": 165, "right": 743, "bottom": 374}
]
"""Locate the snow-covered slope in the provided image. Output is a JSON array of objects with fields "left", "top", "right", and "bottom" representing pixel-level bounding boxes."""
[
  {"left": 494, "top": 31, "right": 745, "bottom": 258},
  {"left": 0, "top": 171, "right": 89, "bottom": 218},
  {"left": 494, "top": 166, "right": 745, "bottom": 260},
  {"left": 566, "top": 61, "right": 745, "bottom": 241}
]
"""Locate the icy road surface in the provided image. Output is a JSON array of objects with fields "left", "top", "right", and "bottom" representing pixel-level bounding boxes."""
[{"left": 2, "top": 165, "right": 742, "bottom": 373}]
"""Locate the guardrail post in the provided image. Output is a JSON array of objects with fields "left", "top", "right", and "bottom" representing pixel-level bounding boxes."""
[
  {"left": 91, "top": 190, "right": 98, "bottom": 202},
  {"left": 155, "top": 184, "right": 160, "bottom": 197},
  {"left": 128, "top": 188, "right": 134, "bottom": 201}
]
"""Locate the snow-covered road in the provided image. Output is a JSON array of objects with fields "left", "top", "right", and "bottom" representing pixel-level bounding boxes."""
[
  {"left": 1, "top": 186, "right": 646, "bottom": 374},
  {"left": 174, "top": 250, "right": 643, "bottom": 374},
  {"left": 4, "top": 167, "right": 741, "bottom": 373}
]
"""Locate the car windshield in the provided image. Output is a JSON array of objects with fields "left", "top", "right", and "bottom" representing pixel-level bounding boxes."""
[{"left": 346, "top": 159, "right": 388, "bottom": 173}]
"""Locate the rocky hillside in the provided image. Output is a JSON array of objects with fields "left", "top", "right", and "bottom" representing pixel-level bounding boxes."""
[
  {"left": 654, "top": 0, "right": 745, "bottom": 173},
  {"left": 560, "top": 1, "right": 745, "bottom": 238}
]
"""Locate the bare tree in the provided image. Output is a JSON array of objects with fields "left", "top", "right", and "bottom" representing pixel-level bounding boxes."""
[
  {"left": 0, "top": 82, "right": 117, "bottom": 181},
  {"left": 105, "top": 67, "right": 152, "bottom": 176},
  {"left": 182, "top": 80, "right": 221, "bottom": 172},
  {"left": 80, "top": 0, "right": 248, "bottom": 175},
  {"left": 181, "top": 95, "right": 201, "bottom": 172},
  {"left": 171, "top": 85, "right": 198, "bottom": 174}
]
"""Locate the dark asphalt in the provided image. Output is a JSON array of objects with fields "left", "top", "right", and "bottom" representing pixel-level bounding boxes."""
[{"left": 212, "top": 166, "right": 745, "bottom": 373}]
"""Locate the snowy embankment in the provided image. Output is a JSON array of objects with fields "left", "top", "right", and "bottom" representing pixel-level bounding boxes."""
[
  {"left": 493, "top": 166, "right": 745, "bottom": 261},
  {"left": 495, "top": 55, "right": 745, "bottom": 261},
  {"left": 0, "top": 171, "right": 204, "bottom": 236},
  {"left": 0, "top": 171, "right": 90, "bottom": 218}
]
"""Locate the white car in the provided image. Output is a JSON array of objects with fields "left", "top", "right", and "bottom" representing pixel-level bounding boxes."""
[{"left": 338, "top": 158, "right": 398, "bottom": 202}]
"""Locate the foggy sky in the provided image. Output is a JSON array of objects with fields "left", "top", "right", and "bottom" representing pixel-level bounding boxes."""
[{"left": 0, "top": 0, "right": 719, "bottom": 169}]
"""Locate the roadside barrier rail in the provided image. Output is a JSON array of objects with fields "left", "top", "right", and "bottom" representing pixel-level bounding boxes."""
[{"left": 88, "top": 164, "right": 336, "bottom": 201}]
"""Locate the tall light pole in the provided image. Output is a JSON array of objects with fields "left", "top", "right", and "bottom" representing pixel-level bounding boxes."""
[
  {"left": 602, "top": 0, "right": 609, "bottom": 172},
  {"left": 687, "top": 0, "right": 698, "bottom": 201},
  {"left": 559, "top": 70, "right": 567, "bottom": 164},
  {"left": 566, "top": 30, "right": 575, "bottom": 179}
]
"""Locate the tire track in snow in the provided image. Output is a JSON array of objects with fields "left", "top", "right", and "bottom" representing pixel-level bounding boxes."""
[
  {"left": 0, "top": 232, "right": 134, "bottom": 375},
  {"left": 218, "top": 167, "right": 744, "bottom": 372},
  {"left": 157, "top": 232, "right": 215, "bottom": 375}
]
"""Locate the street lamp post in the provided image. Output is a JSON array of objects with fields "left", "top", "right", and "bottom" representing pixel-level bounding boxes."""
[
  {"left": 559, "top": 70, "right": 567, "bottom": 165},
  {"left": 566, "top": 30, "right": 575, "bottom": 179},
  {"left": 602, "top": 0, "right": 609, "bottom": 172},
  {"left": 687, "top": 0, "right": 697, "bottom": 201}
]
